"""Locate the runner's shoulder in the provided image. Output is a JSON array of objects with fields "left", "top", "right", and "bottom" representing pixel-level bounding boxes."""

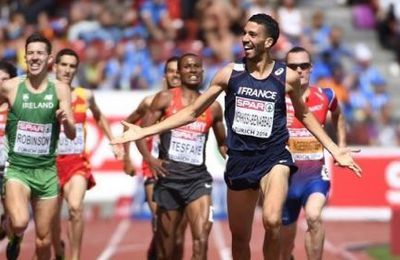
[
  {"left": 155, "top": 89, "right": 174, "bottom": 101},
  {"left": 142, "top": 94, "right": 157, "bottom": 108},
  {"left": 2, "top": 76, "right": 21, "bottom": 89},
  {"left": 211, "top": 63, "right": 235, "bottom": 88}
]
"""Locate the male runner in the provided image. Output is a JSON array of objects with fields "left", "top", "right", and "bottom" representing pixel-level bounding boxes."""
[
  {"left": 52, "top": 48, "right": 123, "bottom": 260},
  {"left": 135, "top": 53, "right": 226, "bottom": 259},
  {"left": 112, "top": 14, "right": 361, "bottom": 260},
  {"left": 280, "top": 47, "right": 347, "bottom": 260},
  {"left": 0, "top": 33, "right": 76, "bottom": 260},
  {"left": 123, "top": 56, "right": 188, "bottom": 260},
  {"left": 0, "top": 61, "right": 17, "bottom": 241}
]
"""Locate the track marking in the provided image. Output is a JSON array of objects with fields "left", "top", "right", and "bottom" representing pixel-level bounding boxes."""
[
  {"left": 0, "top": 220, "right": 34, "bottom": 252},
  {"left": 97, "top": 219, "right": 131, "bottom": 260},
  {"left": 211, "top": 221, "right": 232, "bottom": 260}
]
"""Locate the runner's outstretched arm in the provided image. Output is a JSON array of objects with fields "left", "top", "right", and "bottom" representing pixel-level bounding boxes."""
[
  {"left": 111, "top": 64, "right": 232, "bottom": 144},
  {"left": 88, "top": 90, "right": 123, "bottom": 159},
  {"left": 286, "top": 68, "right": 362, "bottom": 177}
]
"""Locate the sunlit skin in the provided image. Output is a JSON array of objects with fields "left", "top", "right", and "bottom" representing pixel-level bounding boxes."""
[
  {"left": 135, "top": 54, "right": 226, "bottom": 260},
  {"left": 179, "top": 56, "right": 203, "bottom": 89},
  {"left": 281, "top": 49, "right": 350, "bottom": 260},
  {"left": 287, "top": 52, "right": 312, "bottom": 89},
  {"left": 52, "top": 51, "right": 123, "bottom": 260},
  {"left": 54, "top": 55, "right": 78, "bottom": 85},
  {"left": 242, "top": 21, "right": 274, "bottom": 62},
  {"left": 122, "top": 57, "right": 183, "bottom": 259},
  {"left": 25, "top": 42, "right": 52, "bottom": 77},
  {"left": 0, "top": 36, "right": 75, "bottom": 260},
  {"left": 111, "top": 15, "right": 362, "bottom": 260},
  {"left": 164, "top": 60, "right": 180, "bottom": 88}
]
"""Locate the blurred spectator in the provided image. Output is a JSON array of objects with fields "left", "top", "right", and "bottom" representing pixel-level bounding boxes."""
[
  {"left": 102, "top": 41, "right": 128, "bottom": 90},
  {"left": 247, "top": 0, "right": 276, "bottom": 18},
  {"left": 37, "top": 11, "right": 54, "bottom": 40},
  {"left": 310, "top": 25, "right": 352, "bottom": 83},
  {"left": 375, "top": 1, "right": 400, "bottom": 75},
  {"left": 67, "top": 1, "right": 102, "bottom": 42},
  {"left": 6, "top": 11, "right": 25, "bottom": 40},
  {"left": 302, "top": 9, "right": 331, "bottom": 54},
  {"left": 348, "top": 43, "right": 385, "bottom": 100},
  {"left": 0, "top": 0, "right": 15, "bottom": 28},
  {"left": 15, "top": 0, "right": 56, "bottom": 24},
  {"left": 346, "top": 114, "right": 376, "bottom": 145},
  {"left": 376, "top": 2, "right": 400, "bottom": 50},
  {"left": 0, "top": 0, "right": 396, "bottom": 147},
  {"left": 351, "top": 2, "right": 376, "bottom": 29},
  {"left": 371, "top": 105, "right": 400, "bottom": 146},
  {"left": 196, "top": 0, "right": 242, "bottom": 62},
  {"left": 277, "top": 0, "right": 303, "bottom": 45},
  {"left": 376, "top": 0, "right": 400, "bottom": 20},
  {"left": 140, "top": 0, "right": 177, "bottom": 41},
  {"left": 320, "top": 26, "right": 353, "bottom": 70},
  {"left": 317, "top": 64, "right": 349, "bottom": 104},
  {"left": 77, "top": 43, "right": 105, "bottom": 89}
]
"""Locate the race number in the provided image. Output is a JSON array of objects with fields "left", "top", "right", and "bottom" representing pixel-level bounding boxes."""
[
  {"left": 288, "top": 128, "right": 324, "bottom": 161},
  {"left": 58, "top": 123, "right": 85, "bottom": 154},
  {"left": 168, "top": 129, "right": 205, "bottom": 165},
  {"left": 14, "top": 121, "right": 52, "bottom": 155},
  {"left": 232, "top": 96, "right": 275, "bottom": 138}
]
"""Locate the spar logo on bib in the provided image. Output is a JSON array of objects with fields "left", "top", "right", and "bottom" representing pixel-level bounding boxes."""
[
  {"left": 232, "top": 96, "right": 275, "bottom": 138},
  {"left": 168, "top": 129, "right": 206, "bottom": 165},
  {"left": 18, "top": 122, "right": 50, "bottom": 133}
]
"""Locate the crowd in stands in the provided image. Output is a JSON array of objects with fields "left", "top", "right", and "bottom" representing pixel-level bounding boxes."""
[{"left": 0, "top": 0, "right": 399, "bottom": 146}]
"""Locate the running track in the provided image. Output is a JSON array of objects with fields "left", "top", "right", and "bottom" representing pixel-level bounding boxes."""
[{"left": 1, "top": 210, "right": 388, "bottom": 259}]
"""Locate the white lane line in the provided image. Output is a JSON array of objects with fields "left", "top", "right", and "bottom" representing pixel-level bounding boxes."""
[
  {"left": 0, "top": 220, "right": 34, "bottom": 252},
  {"left": 97, "top": 219, "right": 131, "bottom": 260},
  {"left": 299, "top": 219, "right": 358, "bottom": 260},
  {"left": 211, "top": 221, "right": 232, "bottom": 260}
]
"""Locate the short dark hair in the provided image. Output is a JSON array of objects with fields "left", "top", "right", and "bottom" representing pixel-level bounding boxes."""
[
  {"left": 55, "top": 48, "right": 80, "bottom": 65},
  {"left": 25, "top": 32, "right": 52, "bottom": 54},
  {"left": 248, "top": 13, "right": 280, "bottom": 47},
  {"left": 0, "top": 60, "right": 17, "bottom": 78},
  {"left": 164, "top": 56, "right": 179, "bottom": 74},
  {"left": 177, "top": 53, "right": 200, "bottom": 70},
  {"left": 286, "top": 46, "right": 312, "bottom": 63}
]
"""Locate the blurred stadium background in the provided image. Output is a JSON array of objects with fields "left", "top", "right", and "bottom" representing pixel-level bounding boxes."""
[{"left": 1, "top": 0, "right": 400, "bottom": 259}]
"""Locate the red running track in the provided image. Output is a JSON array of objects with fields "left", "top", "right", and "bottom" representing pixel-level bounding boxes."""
[{"left": 0, "top": 211, "right": 388, "bottom": 259}]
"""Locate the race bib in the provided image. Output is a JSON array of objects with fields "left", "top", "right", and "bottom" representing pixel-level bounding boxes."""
[
  {"left": 288, "top": 129, "right": 324, "bottom": 161},
  {"left": 14, "top": 121, "right": 52, "bottom": 155},
  {"left": 57, "top": 123, "right": 85, "bottom": 154},
  {"left": 168, "top": 129, "right": 205, "bottom": 165},
  {"left": 232, "top": 96, "right": 274, "bottom": 138}
]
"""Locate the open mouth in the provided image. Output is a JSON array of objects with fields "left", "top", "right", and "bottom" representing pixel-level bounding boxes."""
[
  {"left": 30, "top": 63, "right": 41, "bottom": 69},
  {"left": 243, "top": 44, "right": 254, "bottom": 52}
]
